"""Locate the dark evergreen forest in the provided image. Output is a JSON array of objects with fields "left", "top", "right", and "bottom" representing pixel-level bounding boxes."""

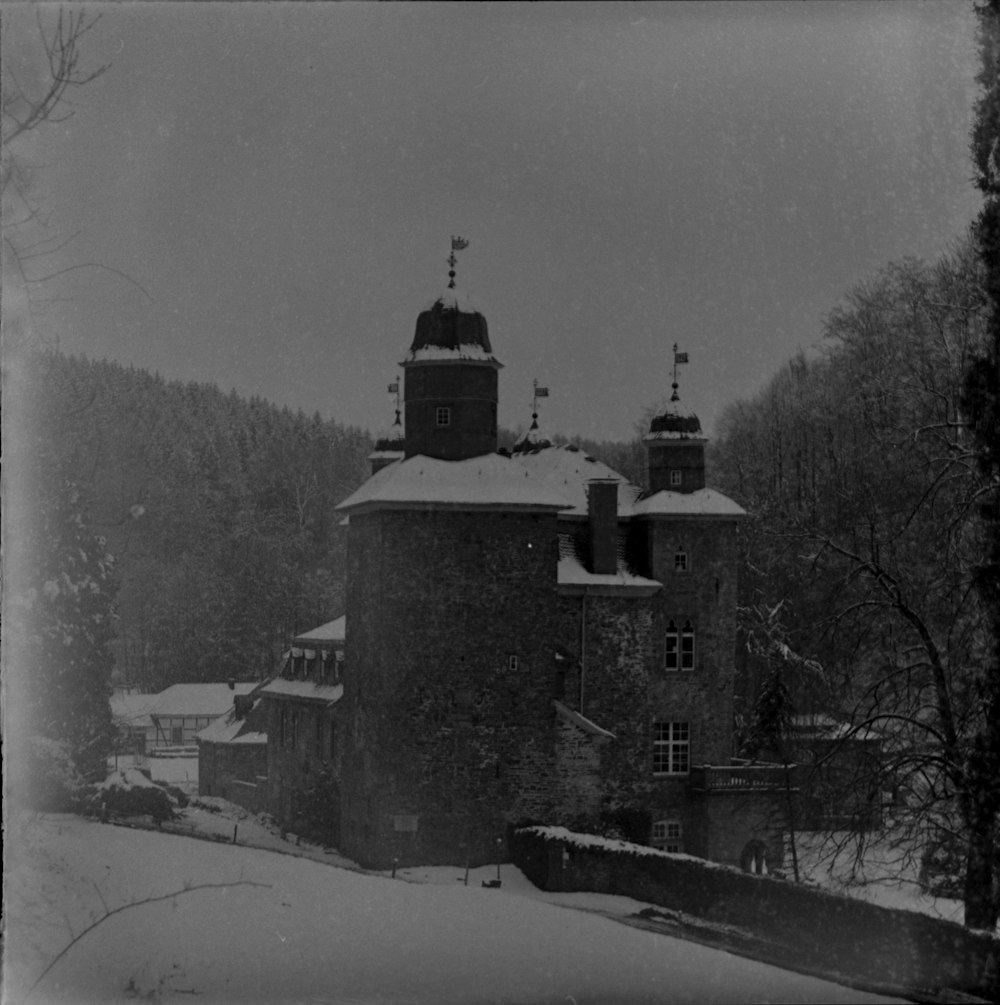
[{"left": 10, "top": 352, "right": 375, "bottom": 692}]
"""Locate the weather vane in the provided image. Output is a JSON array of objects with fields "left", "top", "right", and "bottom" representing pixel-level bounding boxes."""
[
  {"left": 670, "top": 343, "right": 689, "bottom": 402},
  {"left": 530, "top": 378, "right": 549, "bottom": 430},
  {"left": 387, "top": 375, "right": 402, "bottom": 428},
  {"left": 447, "top": 236, "right": 469, "bottom": 289}
]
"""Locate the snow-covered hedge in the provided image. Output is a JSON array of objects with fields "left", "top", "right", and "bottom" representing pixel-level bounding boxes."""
[
  {"left": 95, "top": 769, "right": 179, "bottom": 823},
  {"left": 511, "top": 825, "right": 999, "bottom": 999}
]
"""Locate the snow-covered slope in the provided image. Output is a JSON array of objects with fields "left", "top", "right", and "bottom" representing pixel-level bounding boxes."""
[{"left": 4, "top": 814, "right": 904, "bottom": 1005}]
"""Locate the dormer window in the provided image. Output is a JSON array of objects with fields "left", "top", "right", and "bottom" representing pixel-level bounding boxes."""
[
  {"left": 670, "top": 470, "right": 682, "bottom": 488},
  {"left": 435, "top": 406, "right": 452, "bottom": 427}
]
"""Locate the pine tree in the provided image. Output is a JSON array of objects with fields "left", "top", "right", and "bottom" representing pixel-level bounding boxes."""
[{"left": 19, "top": 479, "right": 119, "bottom": 784}]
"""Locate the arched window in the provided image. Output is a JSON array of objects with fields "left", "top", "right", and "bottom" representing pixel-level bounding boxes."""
[
  {"left": 665, "top": 621, "right": 678, "bottom": 670},
  {"left": 681, "top": 620, "right": 695, "bottom": 670}
]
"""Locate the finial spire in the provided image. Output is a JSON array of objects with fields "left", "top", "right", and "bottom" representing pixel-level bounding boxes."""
[
  {"left": 670, "top": 343, "right": 689, "bottom": 403},
  {"left": 448, "top": 236, "right": 469, "bottom": 289}
]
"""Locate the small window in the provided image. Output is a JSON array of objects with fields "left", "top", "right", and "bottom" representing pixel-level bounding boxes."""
[
  {"left": 316, "top": 716, "right": 324, "bottom": 757},
  {"left": 652, "top": 721, "right": 690, "bottom": 775},
  {"left": 279, "top": 707, "right": 286, "bottom": 745},
  {"left": 681, "top": 620, "right": 695, "bottom": 671},
  {"left": 674, "top": 550, "right": 688, "bottom": 573},
  {"left": 651, "top": 820, "right": 683, "bottom": 853},
  {"left": 435, "top": 406, "right": 451, "bottom": 427},
  {"left": 508, "top": 654, "right": 519, "bottom": 672},
  {"left": 665, "top": 621, "right": 679, "bottom": 671},
  {"left": 670, "top": 470, "right": 682, "bottom": 487}
]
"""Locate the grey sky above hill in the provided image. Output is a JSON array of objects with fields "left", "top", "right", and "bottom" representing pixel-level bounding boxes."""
[{"left": 5, "top": 1, "right": 980, "bottom": 442}]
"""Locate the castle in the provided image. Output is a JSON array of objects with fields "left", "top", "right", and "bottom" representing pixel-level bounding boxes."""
[{"left": 200, "top": 269, "right": 789, "bottom": 870}]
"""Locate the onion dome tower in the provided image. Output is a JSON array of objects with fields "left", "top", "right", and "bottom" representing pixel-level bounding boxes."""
[
  {"left": 401, "top": 238, "right": 501, "bottom": 461},
  {"left": 644, "top": 344, "right": 706, "bottom": 494}
]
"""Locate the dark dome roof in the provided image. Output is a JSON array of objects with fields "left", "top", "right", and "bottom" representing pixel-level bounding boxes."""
[
  {"left": 410, "top": 293, "right": 492, "bottom": 354},
  {"left": 649, "top": 412, "right": 702, "bottom": 436}
]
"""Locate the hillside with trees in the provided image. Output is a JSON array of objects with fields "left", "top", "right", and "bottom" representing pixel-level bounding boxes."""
[
  {"left": 708, "top": 236, "right": 997, "bottom": 928},
  {"left": 10, "top": 352, "right": 374, "bottom": 694}
]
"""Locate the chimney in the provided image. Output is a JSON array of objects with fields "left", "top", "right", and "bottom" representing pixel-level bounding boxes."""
[{"left": 587, "top": 479, "right": 618, "bottom": 575}]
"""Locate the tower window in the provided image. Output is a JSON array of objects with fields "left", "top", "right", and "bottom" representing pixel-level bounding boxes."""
[
  {"left": 435, "top": 406, "right": 452, "bottom": 427},
  {"left": 681, "top": 620, "right": 695, "bottom": 670},
  {"left": 670, "top": 470, "right": 682, "bottom": 487},
  {"left": 507, "top": 654, "right": 519, "bottom": 672},
  {"left": 674, "top": 549, "right": 688, "bottom": 572},
  {"left": 665, "top": 620, "right": 678, "bottom": 670},
  {"left": 652, "top": 721, "right": 690, "bottom": 775}
]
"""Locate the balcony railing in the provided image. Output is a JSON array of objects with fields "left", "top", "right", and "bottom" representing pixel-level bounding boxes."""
[{"left": 688, "top": 762, "right": 794, "bottom": 793}]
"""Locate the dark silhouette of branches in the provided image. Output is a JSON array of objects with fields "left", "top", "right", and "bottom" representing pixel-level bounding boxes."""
[{"left": 24, "top": 878, "right": 273, "bottom": 1001}]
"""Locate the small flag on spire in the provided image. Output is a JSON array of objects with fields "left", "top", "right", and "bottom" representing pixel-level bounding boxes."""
[
  {"left": 674, "top": 351, "right": 689, "bottom": 365},
  {"left": 387, "top": 381, "right": 399, "bottom": 394},
  {"left": 534, "top": 386, "right": 549, "bottom": 398},
  {"left": 451, "top": 236, "right": 469, "bottom": 251}
]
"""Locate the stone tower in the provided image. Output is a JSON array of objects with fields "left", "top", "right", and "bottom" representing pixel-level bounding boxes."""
[{"left": 402, "top": 291, "right": 501, "bottom": 461}]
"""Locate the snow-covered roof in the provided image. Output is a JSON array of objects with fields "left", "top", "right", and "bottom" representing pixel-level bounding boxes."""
[
  {"left": 553, "top": 700, "right": 616, "bottom": 741},
  {"left": 294, "top": 615, "right": 345, "bottom": 644},
  {"left": 557, "top": 532, "right": 661, "bottom": 595},
  {"left": 631, "top": 487, "right": 746, "bottom": 519},
  {"left": 403, "top": 345, "right": 501, "bottom": 365},
  {"left": 197, "top": 702, "right": 266, "bottom": 745},
  {"left": 259, "top": 679, "right": 344, "bottom": 704},
  {"left": 513, "top": 446, "right": 643, "bottom": 518},
  {"left": 335, "top": 454, "right": 573, "bottom": 514},
  {"left": 110, "top": 691, "right": 159, "bottom": 725},
  {"left": 151, "top": 683, "right": 257, "bottom": 718}
]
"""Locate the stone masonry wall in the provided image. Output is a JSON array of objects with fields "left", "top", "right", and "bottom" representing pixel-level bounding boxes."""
[{"left": 342, "top": 508, "right": 564, "bottom": 868}]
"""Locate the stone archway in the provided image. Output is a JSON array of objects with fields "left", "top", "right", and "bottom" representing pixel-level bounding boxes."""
[{"left": 740, "top": 838, "right": 769, "bottom": 875}]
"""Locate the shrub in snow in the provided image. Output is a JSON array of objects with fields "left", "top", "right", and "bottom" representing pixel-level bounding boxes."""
[{"left": 97, "top": 769, "right": 178, "bottom": 824}]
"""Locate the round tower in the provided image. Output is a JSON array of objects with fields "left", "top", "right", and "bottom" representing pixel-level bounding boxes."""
[{"left": 401, "top": 288, "right": 502, "bottom": 461}]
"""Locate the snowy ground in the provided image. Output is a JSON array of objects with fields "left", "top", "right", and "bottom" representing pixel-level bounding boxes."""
[
  {"left": 4, "top": 811, "right": 906, "bottom": 1005},
  {"left": 795, "top": 831, "right": 965, "bottom": 926}
]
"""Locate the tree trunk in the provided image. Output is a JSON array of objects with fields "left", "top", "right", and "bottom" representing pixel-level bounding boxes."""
[{"left": 963, "top": 813, "right": 998, "bottom": 929}]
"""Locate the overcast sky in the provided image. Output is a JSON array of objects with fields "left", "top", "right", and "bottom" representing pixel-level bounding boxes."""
[{"left": 5, "top": 1, "right": 981, "bottom": 442}]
